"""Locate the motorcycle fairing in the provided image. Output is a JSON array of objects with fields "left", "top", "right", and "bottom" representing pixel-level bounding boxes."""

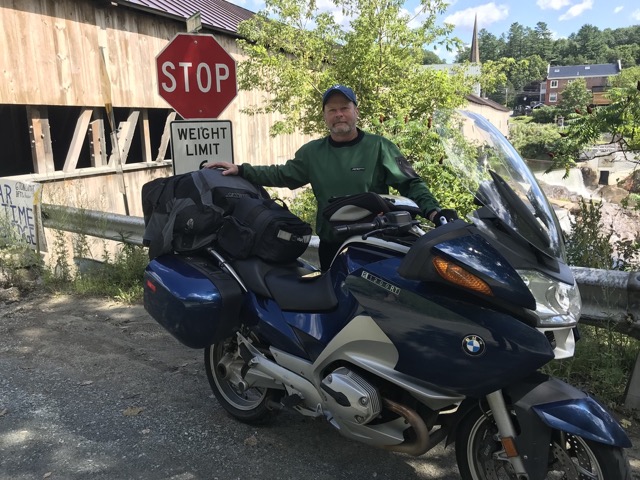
[
  {"left": 339, "top": 248, "right": 555, "bottom": 397},
  {"left": 501, "top": 374, "right": 632, "bottom": 480},
  {"left": 269, "top": 314, "right": 464, "bottom": 413}
]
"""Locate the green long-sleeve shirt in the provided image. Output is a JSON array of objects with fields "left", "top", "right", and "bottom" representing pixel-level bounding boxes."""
[{"left": 240, "top": 130, "right": 440, "bottom": 242}]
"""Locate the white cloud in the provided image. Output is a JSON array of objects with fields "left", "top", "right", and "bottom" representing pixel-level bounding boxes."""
[
  {"left": 613, "top": 6, "right": 624, "bottom": 14},
  {"left": 443, "top": 2, "right": 509, "bottom": 30},
  {"left": 559, "top": 0, "right": 594, "bottom": 20},
  {"left": 536, "top": 0, "right": 572, "bottom": 10},
  {"left": 632, "top": 9, "right": 640, "bottom": 20}
]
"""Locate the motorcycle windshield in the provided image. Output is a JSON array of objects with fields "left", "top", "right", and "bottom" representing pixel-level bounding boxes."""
[{"left": 439, "top": 110, "right": 565, "bottom": 260}]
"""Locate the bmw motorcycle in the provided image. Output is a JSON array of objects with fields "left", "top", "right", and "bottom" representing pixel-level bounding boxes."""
[{"left": 143, "top": 111, "right": 632, "bottom": 479}]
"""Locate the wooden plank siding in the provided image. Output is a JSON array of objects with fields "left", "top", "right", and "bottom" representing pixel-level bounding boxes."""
[{"left": 1, "top": 0, "right": 315, "bottom": 194}]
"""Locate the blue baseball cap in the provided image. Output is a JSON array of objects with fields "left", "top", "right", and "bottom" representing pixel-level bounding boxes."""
[{"left": 322, "top": 85, "right": 357, "bottom": 107}]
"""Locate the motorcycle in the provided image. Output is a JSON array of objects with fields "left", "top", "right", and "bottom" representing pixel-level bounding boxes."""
[{"left": 143, "top": 111, "right": 632, "bottom": 479}]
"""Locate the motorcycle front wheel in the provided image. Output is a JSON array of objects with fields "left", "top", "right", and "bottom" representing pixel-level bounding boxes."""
[
  {"left": 455, "top": 407, "right": 632, "bottom": 480},
  {"left": 204, "top": 337, "right": 281, "bottom": 425}
]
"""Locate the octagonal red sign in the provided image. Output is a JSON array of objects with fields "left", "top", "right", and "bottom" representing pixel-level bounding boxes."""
[{"left": 156, "top": 33, "right": 237, "bottom": 119}]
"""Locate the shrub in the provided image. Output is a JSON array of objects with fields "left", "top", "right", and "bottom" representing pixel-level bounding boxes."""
[
  {"left": 508, "top": 121, "right": 562, "bottom": 160},
  {"left": 546, "top": 199, "right": 640, "bottom": 407},
  {"left": 531, "top": 105, "right": 558, "bottom": 124}
]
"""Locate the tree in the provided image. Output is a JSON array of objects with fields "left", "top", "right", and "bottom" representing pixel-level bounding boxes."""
[
  {"left": 558, "top": 78, "right": 592, "bottom": 117},
  {"left": 236, "top": 0, "right": 469, "bottom": 137},
  {"left": 607, "top": 44, "right": 640, "bottom": 68},
  {"left": 550, "top": 66, "right": 640, "bottom": 173},
  {"left": 235, "top": 0, "right": 475, "bottom": 211},
  {"left": 503, "top": 23, "right": 532, "bottom": 59},
  {"left": 573, "top": 25, "right": 608, "bottom": 64},
  {"left": 422, "top": 50, "right": 443, "bottom": 64},
  {"left": 479, "top": 56, "right": 547, "bottom": 107},
  {"left": 509, "top": 55, "right": 547, "bottom": 95},
  {"left": 532, "top": 22, "right": 554, "bottom": 61},
  {"left": 477, "top": 29, "right": 504, "bottom": 62}
]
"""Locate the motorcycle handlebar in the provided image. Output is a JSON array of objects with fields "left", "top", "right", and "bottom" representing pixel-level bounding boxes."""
[
  {"left": 333, "top": 222, "right": 378, "bottom": 235},
  {"left": 333, "top": 216, "right": 389, "bottom": 236}
]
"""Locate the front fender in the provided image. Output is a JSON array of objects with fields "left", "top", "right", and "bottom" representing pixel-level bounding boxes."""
[{"left": 507, "top": 374, "right": 631, "bottom": 448}]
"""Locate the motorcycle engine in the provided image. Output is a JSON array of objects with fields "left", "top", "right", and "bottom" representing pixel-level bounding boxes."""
[{"left": 321, "top": 367, "right": 382, "bottom": 424}]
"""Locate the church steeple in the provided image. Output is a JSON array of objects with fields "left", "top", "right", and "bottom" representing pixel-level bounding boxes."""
[{"left": 470, "top": 14, "right": 480, "bottom": 63}]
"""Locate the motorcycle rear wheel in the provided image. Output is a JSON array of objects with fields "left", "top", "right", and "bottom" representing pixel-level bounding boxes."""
[
  {"left": 204, "top": 338, "right": 281, "bottom": 425},
  {"left": 455, "top": 407, "right": 632, "bottom": 479}
]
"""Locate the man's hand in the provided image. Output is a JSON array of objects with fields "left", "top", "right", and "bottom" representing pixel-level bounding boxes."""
[
  {"left": 203, "top": 161, "right": 239, "bottom": 176},
  {"left": 432, "top": 209, "right": 459, "bottom": 227}
]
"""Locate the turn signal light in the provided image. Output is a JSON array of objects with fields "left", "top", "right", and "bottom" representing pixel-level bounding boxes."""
[{"left": 433, "top": 256, "right": 493, "bottom": 296}]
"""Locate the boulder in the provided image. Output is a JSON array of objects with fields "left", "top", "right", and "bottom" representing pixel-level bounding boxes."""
[
  {"left": 599, "top": 185, "right": 631, "bottom": 204},
  {"left": 618, "top": 170, "right": 640, "bottom": 194}
]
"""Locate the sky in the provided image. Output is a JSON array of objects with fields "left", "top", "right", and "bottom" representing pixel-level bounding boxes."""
[{"left": 227, "top": 0, "right": 640, "bottom": 62}]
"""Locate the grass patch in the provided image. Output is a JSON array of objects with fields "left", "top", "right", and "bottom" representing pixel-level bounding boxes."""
[
  {"left": 545, "top": 325, "right": 640, "bottom": 408},
  {"left": 42, "top": 241, "right": 147, "bottom": 304}
]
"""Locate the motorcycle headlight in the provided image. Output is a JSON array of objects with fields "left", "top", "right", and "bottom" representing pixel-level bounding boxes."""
[{"left": 517, "top": 270, "right": 581, "bottom": 327}]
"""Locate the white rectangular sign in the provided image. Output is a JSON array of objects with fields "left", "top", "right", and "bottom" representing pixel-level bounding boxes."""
[
  {"left": 0, "top": 178, "right": 43, "bottom": 249},
  {"left": 170, "top": 120, "right": 234, "bottom": 175}
]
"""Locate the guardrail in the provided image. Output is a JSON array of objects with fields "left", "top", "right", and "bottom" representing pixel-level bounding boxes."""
[{"left": 40, "top": 203, "right": 639, "bottom": 336}]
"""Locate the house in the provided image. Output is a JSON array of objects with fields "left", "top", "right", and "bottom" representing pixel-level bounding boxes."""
[{"left": 542, "top": 61, "right": 622, "bottom": 107}]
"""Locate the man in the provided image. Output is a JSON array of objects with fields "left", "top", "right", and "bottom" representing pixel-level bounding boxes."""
[{"left": 206, "top": 84, "right": 457, "bottom": 270}]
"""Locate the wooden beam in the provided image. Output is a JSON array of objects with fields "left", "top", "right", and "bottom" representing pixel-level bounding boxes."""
[
  {"left": 63, "top": 108, "right": 93, "bottom": 172},
  {"left": 139, "top": 109, "right": 152, "bottom": 163},
  {"left": 89, "top": 117, "right": 107, "bottom": 167},
  {"left": 27, "top": 106, "right": 55, "bottom": 174},
  {"left": 108, "top": 109, "right": 140, "bottom": 166},
  {"left": 155, "top": 111, "right": 176, "bottom": 162}
]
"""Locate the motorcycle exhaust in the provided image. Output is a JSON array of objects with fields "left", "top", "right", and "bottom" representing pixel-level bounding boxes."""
[{"left": 382, "top": 398, "right": 431, "bottom": 456}]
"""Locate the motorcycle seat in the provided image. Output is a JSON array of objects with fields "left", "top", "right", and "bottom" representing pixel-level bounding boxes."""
[{"left": 230, "top": 258, "right": 339, "bottom": 311}]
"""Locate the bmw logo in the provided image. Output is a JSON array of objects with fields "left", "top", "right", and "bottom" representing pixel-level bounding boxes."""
[{"left": 462, "top": 335, "right": 486, "bottom": 356}]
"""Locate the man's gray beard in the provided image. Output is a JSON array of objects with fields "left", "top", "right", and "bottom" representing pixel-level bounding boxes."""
[{"left": 330, "top": 124, "right": 354, "bottom": 135}]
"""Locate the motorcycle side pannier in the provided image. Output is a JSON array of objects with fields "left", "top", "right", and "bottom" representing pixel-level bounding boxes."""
[{"left": 143, "top": 254, "right": 244, "bottom": 348}]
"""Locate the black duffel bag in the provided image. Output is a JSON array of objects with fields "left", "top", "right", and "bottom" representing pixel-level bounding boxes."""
[{"left": 217, "top": 197, "right": 312, "bottom": 263}]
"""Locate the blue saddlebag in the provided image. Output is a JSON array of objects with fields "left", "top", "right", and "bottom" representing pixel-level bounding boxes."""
[{"left": 143, "top": 254, "right": 243, "bottom": 348}]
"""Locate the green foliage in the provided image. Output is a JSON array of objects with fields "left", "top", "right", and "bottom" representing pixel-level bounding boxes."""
[
  {"left": 39, "top": 228, "right": 147, "bottom": 303},
  {"left": 288, "top": 187, "right": 318, "bottom": 232},
  {"left": 236, "top": 0, "right": 470, "bottom": 137},
  {"left": 366, "top": 114, "right": 475, "bottom": 216},
  {"left": 549, "top": 73, "right": 640, "bottom": 173},
  {"left": 546, "top": 199, "right": 640, "bottom": 406},
  {"left": 508, "top": 121, "right": 562, "bottom": 160},
  {"left": 566, "top": 199, "right": 640, "bottom": 271},
  {"left": 479, "top": 55, "right": 547, "bottom": 107},
  {"left": 558, "top": 78, "right": 592, "bottom": 117},
  {"left": 71, "top": 243, "right": 147, "bottom": 302},
  {"left": 566, "top": 200, "right": 615, "bottom": 269},
  {"left": 0, "top": 245, "right": 42, "bottom": 292},
  {"left": 457, "top": 22, "right": 640, "bottom": 68},
  {"left": 422, "top": 49, "right": 443, "bottom": 65},
  {"left": 545, "top": 324, "right": 640, "bottom": 407},
  {"left": 0, "top": 213, "right": 43, "bottom": 291},
  {"left": 530, "top": 105, "right": 558, "bottom": 124}
]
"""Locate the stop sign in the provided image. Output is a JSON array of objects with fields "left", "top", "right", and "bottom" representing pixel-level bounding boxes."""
[{"left": 156, "top": 33, "right": 237, "bottom": 119}]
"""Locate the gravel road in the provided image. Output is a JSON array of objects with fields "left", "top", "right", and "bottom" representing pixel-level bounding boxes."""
[{"left": 1, "top": 291, "right": 639, "bottom": 480}]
